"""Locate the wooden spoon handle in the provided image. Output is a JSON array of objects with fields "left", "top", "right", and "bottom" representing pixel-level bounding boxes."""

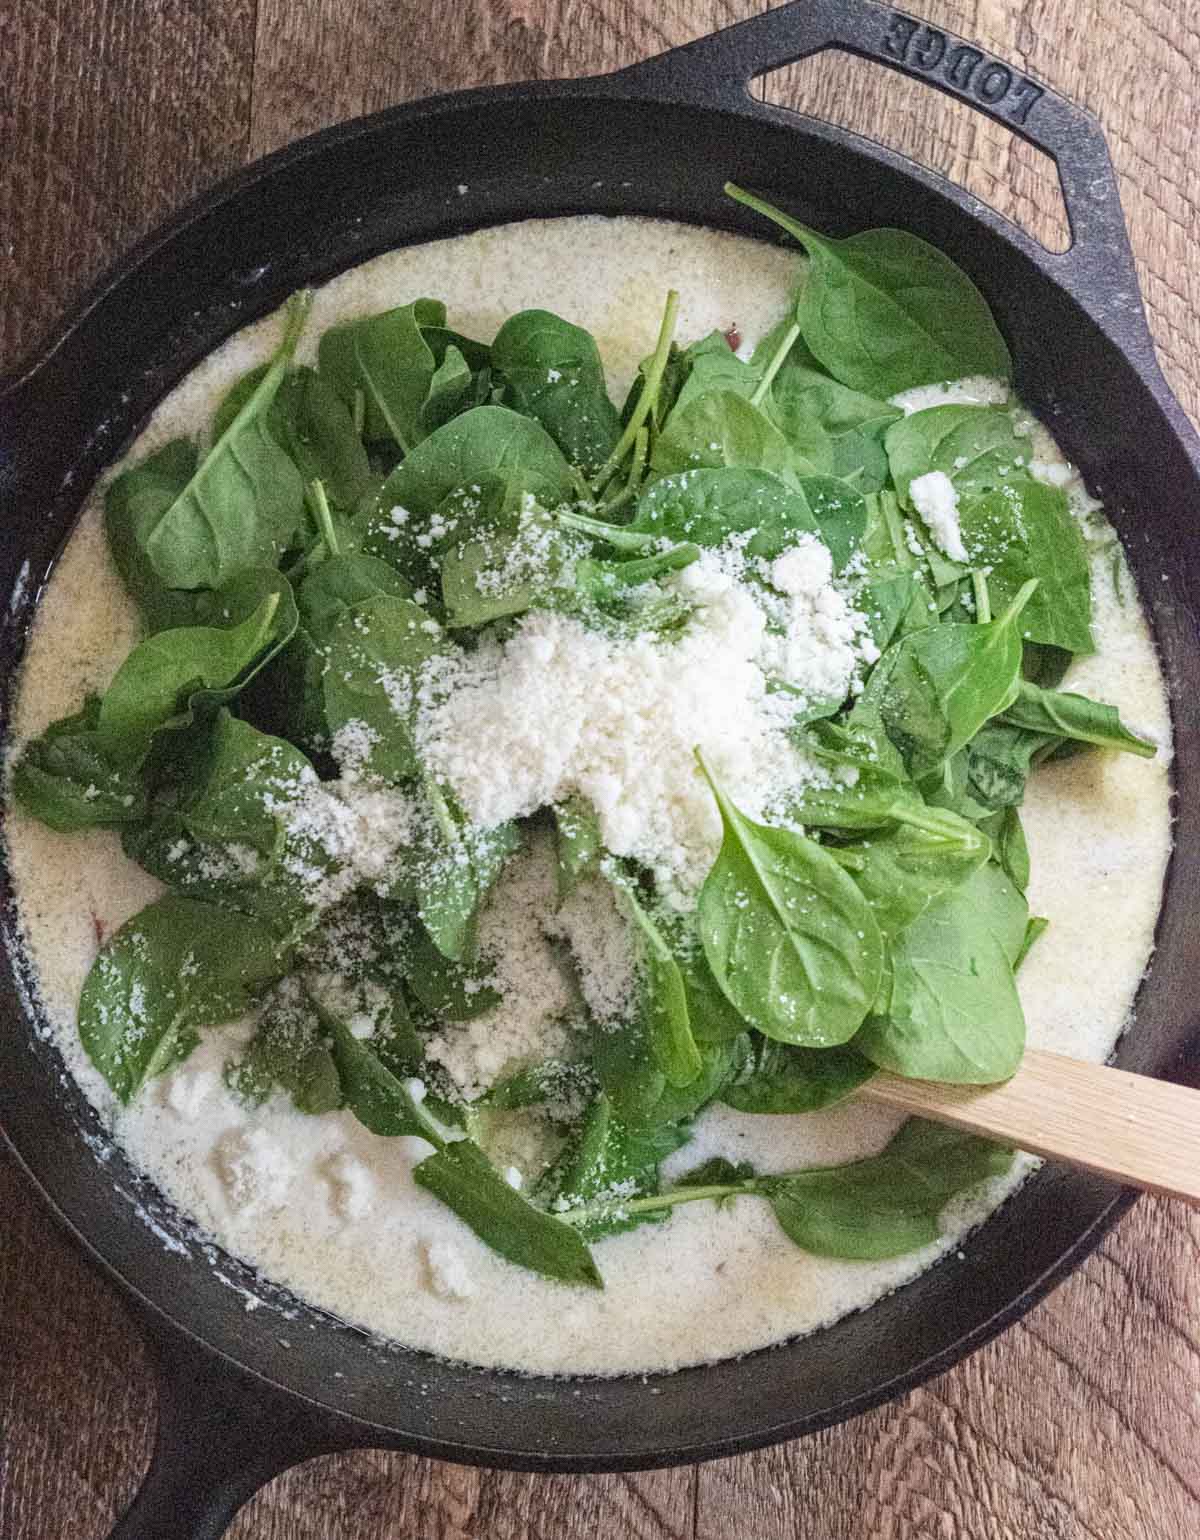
[{"left": 862, "top": 1048, "right": 1200, "bottom": 1205}]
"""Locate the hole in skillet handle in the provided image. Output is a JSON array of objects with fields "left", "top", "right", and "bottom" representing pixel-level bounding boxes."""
[
  {"left": 606, "top": 0, "right": 1156, "bottom": 369},
  {"left": 106, "top": 1320, "right": 366, "bottom": 1540}
]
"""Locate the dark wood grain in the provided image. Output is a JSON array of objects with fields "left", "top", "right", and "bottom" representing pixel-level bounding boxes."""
[{"left": 2, "top": 1, "right": 1199, "bottom": 1537}]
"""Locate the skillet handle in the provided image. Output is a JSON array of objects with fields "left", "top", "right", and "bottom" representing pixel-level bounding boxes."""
[
  {"left": 107, "top": 1326, "right": 359, "bottom": 1540},
  {"left": 611, "top": 0, "right": 1145, "bottom": 332}
]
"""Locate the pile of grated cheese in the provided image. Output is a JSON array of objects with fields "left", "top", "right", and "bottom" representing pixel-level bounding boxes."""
[{"left": 415, "top": 531, "right": 878, "bottom": 902}]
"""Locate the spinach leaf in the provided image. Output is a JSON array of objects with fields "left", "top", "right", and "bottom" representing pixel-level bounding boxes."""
[
  {"left": 121, "top": 712, "right": 328, "bottom": 934},
  {"left": 958, "top": 483, "right": 1093, "bottom": 654},
  {"left": 317, "top": 298, "right": 445, "bottom": 450},
  {"left": 491, "top": 309, "right": 621, "bottom": 474},
  {"left": 831, "top": 808, "right": 991, "bottom": 937},
  {"left": 764, "top": 1119, "right": 1012, "bottom": 1258},
  {"left": 677, "top": 944, "right": 748, "bottom": 1044},
  {"left": 555, "top": 1118, "right": 1010, "bottom": 1262},
  {"left": 79, "top": 895, "right": 284, "bottom": 1102},
  {"left": 720, "top": 1039, "right": 875, "bottom": 1114},
  {"left": 479, "top": 1058, "right": 597, "bottom": 1115},
  {"left": 325, "top": 1003, "right": 447, "bottom": 1142},
  {"left": 726, "top": 184, "right": 1011, "bottom": 394},
  {"left": 321, "top": 595, "right": 450, "bottom": 782},
  {"left": 422, "top": 345, "right": 474, "bottom": 433},
  {"left": 96, "top": 585, "right": 296, "bottom": 762},
  {"left": 592, "top": 1025, "right": 741, "bottom": 1131},
  {"left": 1016, "top": 914, "right": 1049, "bottom": 969},
  {"left": 12, "top": 697, "right": 148, "bottom": 832},
  {"left": 297, "top": 553, "right": 413, "bottom": 633},
  {"left": 856, "top": 866, "right": 1027, "bottom": 1083},
  {"left": 884, "top": 405, "right": 1031, "bottom": 507},
  {"left": 213, "top": 363, "right": 375, "bottom": 513},
  {"left": 405, "top": 922, "right": 501, "bottom": 1020},
  {"left": 546, "top": 1092, "right": 690, "bottom": 1240},
  {"left": 554, "top": 796, "right": 603, "bottom": 897},
  {"left": 225, "top": 979, "right": 342, "bottom": 1114},
  {"left": 963, "top": 720, "right": 1058, "bottom": 811},
  {"left": 406, "top": 778, "right": 519, "bottom": 962},
  {"left": 630, "top": 466, "right": 865, "bottom": 570},
  {"left": 109, "top": 293, "right": 310, "bottom": 592},
  {"left": 982, "top": 804, "right": 1031, "bottom": 892},
  {"left": 999, "top": 680, "right": 1156, "bottom": 756},
  {"left": 855, "top": 581, "right": 1034, "bottom": 778},
  {"left": 696, "top": 755, "right": 883, "bottom": 1046},
  {"left": 650, "top": 389, "right": 814, "bottom": 485},
  {"left": 608, "top": 874, "right": 701, "bottom": 1087},
  {"left": 104, "top": 441, "right": 213, "bottom": 630},
  {"left": 440, "top": 505, "right": 580, "bottom": 627},
  {"left": 414, "top": 1138, "right": 604, "bottom": 1289},
  {"left": 364, "top": 407, "right": 577, "bottom": 581}
]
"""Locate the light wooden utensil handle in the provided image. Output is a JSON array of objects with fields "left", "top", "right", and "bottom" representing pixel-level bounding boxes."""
[{"left": 862, "top": 1048, "right": 1200, "bottom": 1205}]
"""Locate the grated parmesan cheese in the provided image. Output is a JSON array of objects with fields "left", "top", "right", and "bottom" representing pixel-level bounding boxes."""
[{"left": 909, "top": 470, "right": 970, "bottom": 564}]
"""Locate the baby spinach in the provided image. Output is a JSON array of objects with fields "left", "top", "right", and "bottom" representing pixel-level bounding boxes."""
[
  {"left": 856, "top": 581, "right": 1034, "bottom": 778},
  {"left": 831, "top": 809, "right": 991, "bottom": 938},
  {"left": 554, "top": 796, "right": 603, "bottom": 897},
  {"left": 213, "top": 364, "right": 374, "bottom": 513},
  {"left": 422, "top": 345, "right": 474, "bottom": 433},
  {"left": 318, "top": 297, "right": 445, "bottom": 450},
  {"left": 609, "top": 874, "right": 702, "bottom": 1088},
  {"left": 963, "top": 721, "right": 1058, "bottom": 811},
  {"left": 959, "top": 483, "right": 1093, "bottom": 654},
  {"left": 592, "top": 1021, "right": 740, "bottom": 1131},
  {"left": 649, "top": 389, "right": 813, "bottom": 484},
  {"left": 983, "top": 805, "right": 1031, "bottom": 892},
  {"left": 763, "top": 1118, "right": 1012, "bottom": 1259},
  {"left": 884, "top": 405, "right": 1030, "bottom": 508},
  {"left": 12, "top": 697, "right": 148, "bottom": 832},
  {"left": 630, "top": 467, "right": 865, "bottom": 570},
  {"left": 999, "top": 680, "right": 1156, "bottom": 756},
  {"left": 720, "top": 1039, "right": 875, "bottom": 1114},
  {"left": 366, "top": 406, "right": 576, "bottom": 560},
  {"left": 726, "top": 184, "right": 1012, "bottom": 394},
  {"left": 122, "top": 712, "right": 327, "bottom": 935},
  {"left": 547, "top": 1092, "right": 691, "bottom": 1240},
  {"left": 696, "top": 755, "right": 884, "bottom": 1047},
  {"left": 558, "top": 1118, "right": 1010, "bottom": 1262},
  {"left": 226, "top": 980, "right": 343, "bottom": 1115},
  {"left": 405, "top": 922, "right": 501, "bottom": 1021},
  {"left": 856, "top": 865, "right": 1027, "bottom": 1083},
  {"left": 415, "top": 1138, "right": 604, "bottom": 1288},
  {"left": 297, "top": 553, "right": 413, "bottom": 633},
  {"left": 79, "top": 895, "right": 284, "bottom": 1102},
  {"left": 492, "top": 309, "right": 621, "bottom": 474},
  {"left": 96, "top": 586, "right": 295, "bottom": 763},
  {"left": 406, "top": 777, "right": 519, "bottom": 962},
  {"left": 104, "top": 441, "right": 213, "bottom": 630},
  {"left": 110, "top": 292, "right": 311, "bottom": 593},
  {"left": 321, "top": 594, "right": 450, "bottom": 782}
]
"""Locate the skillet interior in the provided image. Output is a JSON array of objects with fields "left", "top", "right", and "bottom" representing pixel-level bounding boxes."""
[{"left": 2, "top": 84, "right": 1200, "bottom": 1470}]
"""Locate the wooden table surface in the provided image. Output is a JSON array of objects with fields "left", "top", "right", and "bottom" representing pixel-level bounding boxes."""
[{"left": 2, "top": 2, "right": 1198, "bottom": 1536}]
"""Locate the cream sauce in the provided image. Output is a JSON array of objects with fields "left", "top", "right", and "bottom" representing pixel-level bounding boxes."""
[{"left": 4, "top": 216, "right": 1173, "bottom": 1374}]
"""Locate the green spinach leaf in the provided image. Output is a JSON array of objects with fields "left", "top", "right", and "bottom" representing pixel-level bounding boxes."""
[
  {"left": 696, "top": 755, "right": 884, "bottom": 1046},
  {"left": 999, "top": 679, "right": 1156, "bottom": 756},
  {"left": 720, "top": 1039, "right": 875, "bottom": 1114},
  {"left": 415, "top": 1138, "right": 604, "bottom": 1288},
  {"left": 726, "top": 185, "right": 1011, "bottom": 394},
  {"left": 108, "top": 293, "right": 310, "bottom": 592},
  {"left": 12, "top": 697, "right": 148, "bottom": 831},
  {"left": 318, "top": 298, "right": 445, "bottom": 450},
  {"left": 79, "top": 895, "right": 284, "bottom": 1102},
  {"left": 492, "top": 309, "right": 621, "bottom": 474}
]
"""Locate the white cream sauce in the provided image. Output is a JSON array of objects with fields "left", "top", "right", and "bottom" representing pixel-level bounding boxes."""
[{"left": 4, "top": 217, "right": 1173, "bottom": 1375}]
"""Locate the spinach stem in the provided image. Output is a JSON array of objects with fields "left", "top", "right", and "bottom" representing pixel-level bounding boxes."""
[
  {"left": 749, "top": 321, "right": 800, "bottom": 408},
  {"left": 306, "top": 479, "right": 340, "bottom": 556},
  {"left": 625, "top": 425, "right": 650, "bottom": 497},
  {"left": 558, "top": 1179, "right": 754, "bottom": 1229},
  {"left": 971, "top": 569, "right": 991, "bottom": 624},
  {"left": 592, "top": 289, "right": 679, "bottom": 496},
  {"left": 558, "top": 510, "right": 656, "bottom": 551}
]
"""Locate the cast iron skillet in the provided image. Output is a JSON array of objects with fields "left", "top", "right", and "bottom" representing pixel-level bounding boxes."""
[{"left": 3, "top": 2, "right": 1199, "bottom": 1535}]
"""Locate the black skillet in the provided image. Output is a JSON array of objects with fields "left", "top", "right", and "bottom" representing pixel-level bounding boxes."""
[{"left": 3, "top": 2, "right": 1199, "bottom": 1535}]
